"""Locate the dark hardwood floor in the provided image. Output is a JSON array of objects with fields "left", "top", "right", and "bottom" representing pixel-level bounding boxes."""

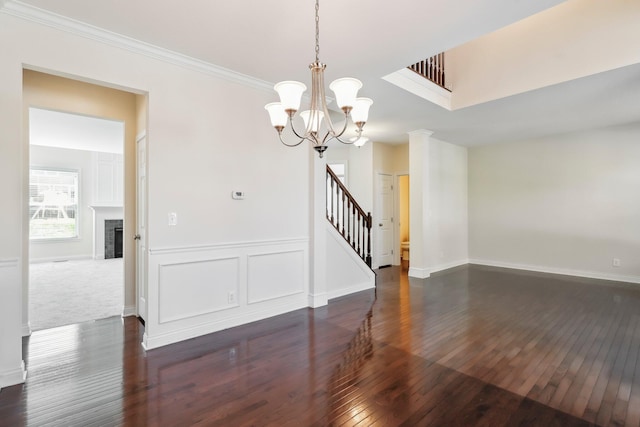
[{"left": 2, "top": 264, "right": 640, "bottom": 426}]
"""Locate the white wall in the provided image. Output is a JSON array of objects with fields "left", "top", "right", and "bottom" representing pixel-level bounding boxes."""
[
  {"left": 448, "top": 0, "right": 640, "bottom": 109},
  {"left": 426, "top": 138, "right": 469, "bottom": 270},
  {"left": 325, "top": 144, "right": 374, "bottom": 214},
  {"left": 409, "top": 131, "right": 468, "bottom": 278},
  {"left": 326, "top": 225, "right": 376, "bottom": 300},
  {"left": 469, "top": 123, "right": 640, "bottom": 282},
  {"left": 29, "top": 145, "right": 95, "bottom": 262},
  {"left": 0, "top": 9, "right": 311, "bottom": 375}
]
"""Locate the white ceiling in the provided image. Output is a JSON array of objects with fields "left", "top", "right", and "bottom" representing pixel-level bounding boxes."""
[
  {"left": 29, "top": 108, "right": 124, "bottom": 154},
  {"left": 13, "top": 0, "right": 640, "bottom": 146}
]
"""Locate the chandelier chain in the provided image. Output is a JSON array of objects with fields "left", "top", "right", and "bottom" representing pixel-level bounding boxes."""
[{"left": 315, "top": 0, "right": 320, "bottom": 63}]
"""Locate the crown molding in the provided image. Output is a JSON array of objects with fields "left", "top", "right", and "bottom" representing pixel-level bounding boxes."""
[{"left": 0, "top": 0, "right": 273, "bottom": 92}]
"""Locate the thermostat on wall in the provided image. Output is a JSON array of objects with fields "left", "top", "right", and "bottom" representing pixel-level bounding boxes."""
[{"left": 232, "top": 191, "right": 245, "bottom": 200}]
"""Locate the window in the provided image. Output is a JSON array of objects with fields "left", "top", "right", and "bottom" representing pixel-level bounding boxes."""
[
  {"left": 29, "top": 168, "right": 79, "bottom": 240},
  {"left": 328, "top": 163, "right": 346, "bottom": 184}
]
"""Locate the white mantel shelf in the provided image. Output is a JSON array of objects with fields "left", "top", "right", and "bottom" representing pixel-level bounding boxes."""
[{"left": 90, "top": 206, "right": 123, "bottom": 259}]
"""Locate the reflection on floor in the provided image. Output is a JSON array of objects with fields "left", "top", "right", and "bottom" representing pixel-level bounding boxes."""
[
  {"left": 4, "top": 264, "right": 640, "bottom": 425},
  {"left": 29, "top": 258, "right": 123, "bottom": 331}
]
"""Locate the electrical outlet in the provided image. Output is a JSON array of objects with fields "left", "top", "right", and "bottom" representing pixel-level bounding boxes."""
[
  {"left": 613, "top": 258, "right": 621, "bottom": 267},
  {"left": 168, "top": 212, "right": 177, "bottom": 226},
  {"left": 228, "top": 291, "right": 236, "bottom": 304}
]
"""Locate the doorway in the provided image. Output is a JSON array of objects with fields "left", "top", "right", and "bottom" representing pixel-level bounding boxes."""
[
  {"left": 22, "top": 69, "right": 144, "bottom": 334},
  {"left": 375, "top": 172, "right": 394, "bottom": 267},
  {"left": 28, "top": 108, "right": 125, "bottom": 331},
  {"left": 398, "top": 174, "right": 410, "bottom": 270}
]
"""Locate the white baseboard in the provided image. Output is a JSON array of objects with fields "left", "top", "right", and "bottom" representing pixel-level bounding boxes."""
[
  {"left": 430, "top": 259, "right": 470, "bottom": 274},
  {"left": 0, "top": 361, "right": 27, "bottom": 389},
  {"left": 22, "top": 322, "right": 32, "bottom": 337},
  {"left": 408, "top": 267, "right": 430, "bottom": 279},
  {"left": 328, "top": 281, "right": 375, "bottom": 301},
  {"left": 469, "top": 259, "right": 640, "bottom": 284},
  {"left": 121, "top": 305, "right": 136, "bottom": 317},
  {"left": 29, "top": 255, "right": 93, "bottom": 264},
  {"left": 142, "top": 299, "right": 308, "bottom": 350},
  {"left": 308, "top": 292, "right": 328, "bottom": 308}
]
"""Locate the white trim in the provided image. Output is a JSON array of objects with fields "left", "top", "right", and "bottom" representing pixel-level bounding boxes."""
[
  {"left": 469, "top": 259, "right": 640, "bottom": 285},
  {"left": 328, "top": 281, "right": 374, "bottom": 301},
  {"left": 29, "top": 254, "right": 93, "bottom": 264},
  {"left": 408, "top": 267, "right": 430, "bottom": 279},
  {"left": 430, "top": 259, "right": 470, "bottom": 274},
  {"left": 157, "top": 257, "right": 241, "bottom": 324},
  {"left": 308, "top": 292, "right": 328, "bottom": 308},
  {"left": 121, "top": 305, "right": 136, "bottom": 317},
  {"left": 142, "top": 298, "right": 307, "bottom": 350},
  {"left": 0, "top": 361, "right": 27, "bottom": 389},
  {"left": 135, "top": 130, "right": 146, "bottom": 143},
  {"left": 246, "top": 249, "right": 306, "bottom": 305},
  {"left": 393, "top": 171, "right": 410, "bottom": 266},
  {"left": 382, "top": 68, "right": 452, "bottom": 110},
  {"left": 0, "top": 258, "right": 19, "bottom": 268},
  {"left": 149, "top": 237, "right": 309, "bottom": 255},
  {"left": 1, "top": 1, "right": 274, "bottom": 92},
  {"left": 22, "top": 322, "right": 32, "bottom": 337}
]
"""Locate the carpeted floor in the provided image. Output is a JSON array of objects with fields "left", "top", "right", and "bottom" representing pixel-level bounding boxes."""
[{"left": 29, "top": 258, "right": 124, "bottom": 331}]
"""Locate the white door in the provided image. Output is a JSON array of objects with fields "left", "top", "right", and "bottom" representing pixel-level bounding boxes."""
[
  {"left": 376, "top": 173, "right": 394, "bottom": 267},
  {"left": 136, "top": 135, "right": 147, "bottom": 321}
]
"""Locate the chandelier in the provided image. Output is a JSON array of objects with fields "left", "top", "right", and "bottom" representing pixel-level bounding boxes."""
[{"left": 264, "top": 0, "right": 373, "bottom": 158}]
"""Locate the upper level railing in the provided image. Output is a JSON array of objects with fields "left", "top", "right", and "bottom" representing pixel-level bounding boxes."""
[
  {"left": 326, "top": 165, "right": 372, "bottom": 267},
  {"left": 408, "top": 52, "right": 449, "bottom": 91}
]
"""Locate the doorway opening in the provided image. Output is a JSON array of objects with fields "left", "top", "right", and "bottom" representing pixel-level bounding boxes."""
[
  {"left": 398, "top": 174, "right": 410, "bottom": 271},
  {"left": 23, "top": 69, "right": 144, "bottom": 334},
  {"left": 28, "top": 107, "right": 125, "bottom": 331}
]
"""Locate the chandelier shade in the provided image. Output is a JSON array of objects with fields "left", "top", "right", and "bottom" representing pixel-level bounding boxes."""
[
  {"left": 329, "top": 78, "right": 362, "bottom": 111},
  {"left": 274, "top": 81, "right": 307, "bottom": 113},
  {"left": 264, "top": 103, "right": 288, "bottom": 129},
  {"left": 264, "top": 0, "right": 372, "bottom": 157},
  {"left": 351, "top": 98, "right": 374, "bottom": 125}
]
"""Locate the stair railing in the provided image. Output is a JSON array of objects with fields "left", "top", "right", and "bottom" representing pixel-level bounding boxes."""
[
  {"left": 326, "top": 165, "right": 372, "bottom": 267},
  {"left": 408, "top": 52, "right": 450, "bottom": 91}
]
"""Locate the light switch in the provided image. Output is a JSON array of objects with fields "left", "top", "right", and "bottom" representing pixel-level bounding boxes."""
[{"left": 168, "top": 212, "right": 177, "bottom": 226}]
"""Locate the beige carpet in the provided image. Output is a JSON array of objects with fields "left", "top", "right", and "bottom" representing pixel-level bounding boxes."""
[{"left": 29, "top": 258, "right": 124, "bottom": 331}]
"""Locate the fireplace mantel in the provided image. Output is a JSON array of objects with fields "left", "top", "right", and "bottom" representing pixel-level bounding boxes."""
[{"left": 90, "top": 206, "right": 123, "bottom": 259}]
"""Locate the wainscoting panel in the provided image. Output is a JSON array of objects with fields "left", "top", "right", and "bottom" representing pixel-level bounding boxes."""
[
  {"left": 158, "top": 257, "right": 240, "bottom": 324},
  {"left": 144, "top": 238, "right": 309, "bottom": 350},
  {"left": 247, "top": 250, "right": 304, "bottom": 304}
]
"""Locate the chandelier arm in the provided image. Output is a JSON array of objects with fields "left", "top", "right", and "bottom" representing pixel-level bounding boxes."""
[
  {"left": 278, "top": 132, "right": 306, "bottom": 148},
  {"left": 333, "top": 128, "right": 363, "bottom": 145}
]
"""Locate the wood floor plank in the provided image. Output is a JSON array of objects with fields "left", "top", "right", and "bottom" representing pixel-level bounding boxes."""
[{"left": 2, "top": 265, "right": 640, "bottom": 426}]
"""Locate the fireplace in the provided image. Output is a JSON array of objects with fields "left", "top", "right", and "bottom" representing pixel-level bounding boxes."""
[
  {"left": 90, "top": 206, "right": 123, "bottom": 259},
  {"left": 105, "top": 219, "right": 124, "bottom": 259}
]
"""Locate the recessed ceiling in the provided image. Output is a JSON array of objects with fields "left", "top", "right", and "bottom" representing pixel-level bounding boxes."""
[{"left": 29, "top": 108, "right": 124, "bottom": 154}]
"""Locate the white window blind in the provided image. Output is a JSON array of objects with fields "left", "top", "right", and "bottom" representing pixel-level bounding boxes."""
[{"left": 29, "top": 168, "right": 79, "bottom": 239}]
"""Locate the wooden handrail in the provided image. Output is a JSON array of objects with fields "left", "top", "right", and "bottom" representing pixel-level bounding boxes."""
[
  {"left": 326, "top": 165, "right": 372, "bottom": 267},
  {"left": 408, "top": 52, "right": 450, "bottom": 91}
]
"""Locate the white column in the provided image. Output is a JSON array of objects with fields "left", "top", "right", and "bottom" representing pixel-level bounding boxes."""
[
  {"left": 408, "top": 129, "right": 433, "bottom": 278},
  {"left": 308, "top": 147, "right": 328, "bottom": 307}
]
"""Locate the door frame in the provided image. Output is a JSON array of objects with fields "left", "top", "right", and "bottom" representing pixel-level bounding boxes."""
[
  {"left": 374, "top": 171, "right": 394, "bottom": 268},
  {"left": 394, "top": 171, "right": 409, "bottom": 266},
  {"left": 135, "top": 132, "right": 148, "bottom": 321}
]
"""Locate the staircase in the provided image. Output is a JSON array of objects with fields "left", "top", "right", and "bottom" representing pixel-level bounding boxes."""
[{"left": 326, "top": 165, "right": 372, "bottom": 268}]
